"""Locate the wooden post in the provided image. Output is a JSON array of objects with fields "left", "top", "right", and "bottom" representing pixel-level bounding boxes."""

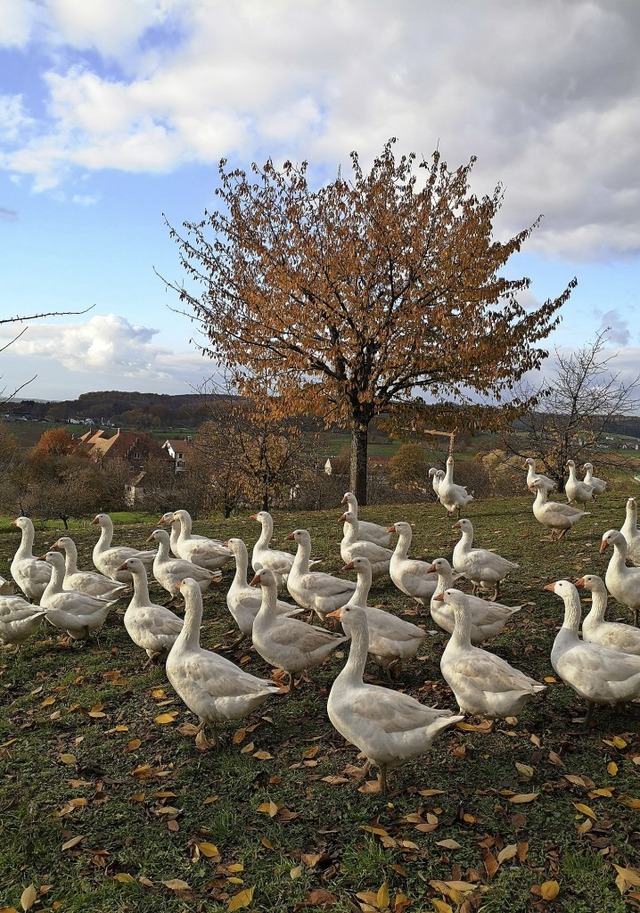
[{"left": 424, "top": 429, "right": 456, "bottom": 456}]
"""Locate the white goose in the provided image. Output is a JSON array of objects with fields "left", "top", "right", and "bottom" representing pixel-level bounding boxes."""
[
  {"left": 524, "top": 457, "right": 556, "bottom": 494},
  {"left": 10, "top": 517, "right": 52, "bottom": 602},
  {"left": 619, "top": 497, "right": 640, "bottom": 566},
  {"left": 166, "top": 578, "right": 280, "bottom": 746},
  {"left": 565, "top": 460, "right": 594, "bottom": 508},
  {"left": 339, "top": 510, "right": 392, "bottom": 578},
  {"left": 326, "top": 603, "right": 464, "bottom": 793},
  {"left": 428, "top": 467, "right": 445, "bottom": 498},
  {"left": 117, "top": 557, "right": 184, "bottom": 662},
  {"left": 438, "top": 588, "right": 545, "bottom": 718},
  {"left": 428, "top": 557, "right": 522, "bottom": 644},
  {"left": 250, "top": 568, "right": 347, "bottom": 688},
  {"left": 529, "top": 480, "right": 589, "bottom": 540},
  {"left": 387, "top": 521, "right": 437, "bottom": 606},
  {"left": 52, "top": 537, "right": 129, "bottom": 600},
  {"left": 40, "top": 552, "right": 118, "bottom": 641},
  {"left": 340, "top": 492, "right": 391, "bottom": 547},
  {"left": 162, "top": 510, "right": 231, "bottom": 571},
  {"left": 284, "top": 529, "right": 356, "bottom": 620},
  {"left": 545, "top": 579, "right": 640, "bottom": 722},
  {"left": 146, "top": 529, "right": 222, "bottom": 598},
  {"left": 342, "top": 556, "right": 426, "bottom": 673},
  {"left": 599, "top": 529, "right": 640, "bottom": 626},
  {"left": 436, "top": 456, "right": 474, "bottom": 519},
  {"left": 452, "top": 518, "right": 518, "bottom": 601},
  {"left": 251, "top": 511, "right": 297, "bottom": 588},
  {"left": 158, "top": 512, "right": 182, "bottom": 557},
  {"left": 576, "top": 574, "right": 640, "bottom": 655},
  {"left": 0, "top": 596, "right": 46, "bottom": 646},
  {"left": 225, "top": 537, "right": 301, "bottom": 637},
  {"left": 582, "top": 462, "right": 606, "bottom": 497},
  {"left": 91, "top": 513, "right": 156, "bottom": 582}
]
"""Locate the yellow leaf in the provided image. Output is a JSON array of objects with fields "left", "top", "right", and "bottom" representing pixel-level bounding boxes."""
[
  {"left": 59, "top": 753, "right": 76, "bottom": 765},
  {"left": 573, "top": 802, "right": 596, "bottom": 819},
  {"left": 114, "top": 873, "right": 136, "bottom": 883},
  {"left": 126, "top": 739, "right": 141, "bottom": 752},
  {"left": 607, "top": 761, "right": 618, "bottom": 776},
  {"left": 377, "top": 882, "right": 390, "bottom": 909},
  {"left": 197, "top": 842, "right": 220, "bottom": 858},
  {"left": 497, "top": 844, "right": 518, "bottom": 863},
  {"left": 436, "top": 839, "right": 461, "bottom": 850},
  {"left": 41, "top": 696, "right": 55, "bottom": 707},
  {"left": 228, "top": 863, "right": 244, "bottom": 873},
  {"left": 0, "top": 907, "right": 19, "bottom": 913},
  {"left": 432, "top": 902, "right": 453, "bottom": 913},
  {"left": 162, "top": 879, "right": 191, "bottom": 892},
  {"left": 540, "top": 880, "right": 560, "bottom": 900},
  {"left": 515, "top": 762, "right": 534, "bottom": 778},
  {"left": 509, "top": 792, "right": 539, "bottom": 804},
  {"left": 253, "top": 750, "right": 273, "bottom": 760},
  {"left": 20, "top": 885, "right": 37, "bottom": 912},
  {"left": 613, "top": 865, "right": 640, "bottom": 888},
  {"left": 61, "top": 835, "right": 84, "bottom": 850},
  {"left": 257, "top": 801, "right": 279, "bottom": 817},
  {"left": 227, "top": 887, "right": 255, "bottom": 911},
  {"left": 290, "top": 866, "right": 302, "bottom": 879},
  {"left": 155, "top": 712, "right": 177, "bottom": 724}
]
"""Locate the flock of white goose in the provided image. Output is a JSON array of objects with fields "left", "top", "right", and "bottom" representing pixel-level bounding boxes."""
[{"left": 1, "top": 455, "right": 640, "bottom": 792}]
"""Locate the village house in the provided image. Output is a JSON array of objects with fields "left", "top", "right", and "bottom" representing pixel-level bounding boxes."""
[
  {"left": 78, "top": 428, "right": 171, "bottom": 475},
  {"left": 162, "top": 437, "right": 193, "bottom": 473}
]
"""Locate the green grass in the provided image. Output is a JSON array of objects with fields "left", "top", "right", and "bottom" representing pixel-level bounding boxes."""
[{"left": 2, "top": 485, "right": 640, "bottom": 912}]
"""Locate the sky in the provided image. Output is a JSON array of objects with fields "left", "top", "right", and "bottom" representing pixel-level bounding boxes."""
[{"left": 1, "top": 0, "right": 639, "bottom": 404}]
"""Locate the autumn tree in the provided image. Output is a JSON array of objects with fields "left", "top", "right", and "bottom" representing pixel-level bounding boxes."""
[
  {"left": 503, "top": 330, "right": 640, "bottom": 489},
  {"left": 164, "top": 139, "right": 575, "bottom": 503}
]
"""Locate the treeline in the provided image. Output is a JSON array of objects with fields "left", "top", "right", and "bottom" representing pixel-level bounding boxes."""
[{"left": 4, "top": 391, "right": 220, "bottom": 429}]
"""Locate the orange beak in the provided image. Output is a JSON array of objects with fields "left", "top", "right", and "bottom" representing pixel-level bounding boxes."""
[
  {"left": 543, "top": 583, "right": 556, "bottom": 592},
  {"left": 575, "top": 578, "right": 585, "bottom": 588},
  {"left": 326, "top": 608, "right": 342, "bottom": 620},
  {"left": 249, "top": 573, "right": 260, "bottom": 587},
  {"left": 599, "top": 540, "right": 609, "bottom": 553}
]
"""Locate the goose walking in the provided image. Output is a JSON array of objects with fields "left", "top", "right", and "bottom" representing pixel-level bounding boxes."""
[
  {"left": 251, "top": 511, "right": 297, "bottom": 588},
  {"left": 52, "top": 536, "right": 129, "bottom": 600},
  {"left": 565, "top": 460, "right": 594, "bottom": 508},
  {"left": 387, "top": 521, "right": 438, "bottom": 606},
  {"left": 40, "top": 552, "right": 118, "bottom": 641},
  {"left": 0, "top": 596, "right": 46, "bottom": 647},
  {"left": 452, "top": 518, "right": 518, "bottom": 600},
  {"left": 582, "top": 462, "right": 606, "bottom": 497},
  {"left": 524, "top": 458, "right": 556, "bottom": 494},
  {"left": 339, "top": 510, "right": 392, "bottom": 578},
  {"left": 619, "top": 497, "right": 640, "bottom": 566},
  {"left": 529, "top": 480, "right": 589, "bottom": 540},
  {"left": 146, "top": 529, "right": 222, "bottom": 598},
  {"left": 326, "top": 603, "right": 463, "bottom": 793},
  {"left": 545, "top": 579, "right": 640, "bottom": 722},
  {"left": 438, "top": 588, "right": 545, "bottom": 718},
  {"left": 285, "top": 529, "right": 356, "bottom": 620},
  {"left": 91, "top": 513, "right": 156, "bottom": 582},
  {"left": 166, "top": 578, "right": 280, "bottom": 746},
  {"left": 436, "top": 456, "right": 474, "bottom": 519},
  {"left": 225, "top": 537, "right": 301, "bottom": 637}
]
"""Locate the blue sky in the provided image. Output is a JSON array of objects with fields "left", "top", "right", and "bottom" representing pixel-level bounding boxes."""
[{"left": 1, "top": 0, "right": 639, "bottom": 402}]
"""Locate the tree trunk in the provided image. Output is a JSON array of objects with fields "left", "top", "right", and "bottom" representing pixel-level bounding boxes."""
[{"left": 350, "top": 423, "right": 369, "bottom": 504}]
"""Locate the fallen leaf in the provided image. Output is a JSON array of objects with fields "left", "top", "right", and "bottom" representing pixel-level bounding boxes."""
[
  {"left": 540, "top": 880, "right": 560, "bottom": 900},
  {"left": 304, "top": 888, "right": 337, "bottom": 906},
  {"left": 20, "top": 886, "right": 37, "bottom": 912},
  {"left": 573, "top": 802, "right": 596, "bottom": 819},
  {"left": 377, "top": 882, "right": 390, "bottom": 909},
  {"left": 436, "top": 839, "right": 462, "bottom": 850},
  {"left": 509, "top": 793, "right": 539, "bottom": 804},
  {"left": 197, "top": 842, "right": 220, "bottom": 858},
  {"left": 59, "top": 753, "right": 76, "bottom": 765},
  {"left": 61, "top": 835, "right": 84, "bottom": 851},
  {"left": 227, "top": 886, "right": 255, "bottom": 910},
  {"left": 497, "top": 844, "right": 518, "bottom": 864},
  {"left": 114, "top": 873, "right": 136, "bottom": 883},
  {"left": 257, "top": 801, "right": 279, "bottom": 818},
  {"left": 161, "top": 879, "right": 191, "bottom": 892},
  {"left": 607, "top": 761, "right": 618, "bottom": 776},
  {"left": 155, "top": 712, "right": 177, "bottom": 724},
  {"left": 432, "top": 901, "right": 453, "bottom": 913}
]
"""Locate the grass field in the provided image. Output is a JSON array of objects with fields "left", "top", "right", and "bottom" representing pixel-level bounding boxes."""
[{"left": 1, "top": 484, "right": 640, "bottom": 913}]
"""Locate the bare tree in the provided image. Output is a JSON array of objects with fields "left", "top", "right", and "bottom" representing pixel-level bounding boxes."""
[{"left": 503, "top": 330, "right": 640, "bottom": 489}]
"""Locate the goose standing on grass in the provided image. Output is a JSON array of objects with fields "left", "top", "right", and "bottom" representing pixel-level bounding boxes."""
[
  {"left": 91, "top": 513, "right": 156, "bottom": 582},
  {"left": 545, "top": 579, "right": 640, "bottom": 722},
  {"left": 565, "top": 460, "right": 594, "bottom": 508},
  {"left": 51, "top": 537, "right": 129, "bottom": 600},
  {"left": 284, "top": 529, "right": 356, "bottom": 620},
  {"left": 161, "top": 509, "right": 231, "bottom": 571},
  {"left": 250, "top": 568, "right": 347, "bottom": 688},
  {"left": 166, "top": 578, "right": 281, "bottom": 747},
  {"left": 529, "top": 479, "right": 589, "bottom": 540},
  {"left": 339, "top": 510, "right": 392, "bottom": 578},
  {"left": 251, "top": 511, "right": 297, "bottom": 588},
  {"left": 40, "top": 551, "right": 118, "bottom": 641},
  {"left": 436, "top": 456, "right": 474, "bottom": 519},
  {"left": 428, "top": 557, "right": 522, "bottom": 644},
  {"left": 224, "top": 537, "right": 301, "bottom": 637},
  {"left": 438, "top": 588, "right": 545, "bottom": 718},
  {"left": 619, "top": 497, "right": 640, "bottom": 566},
  {"left": 524, "top": 458, "right": 556, "bottom": 493},
  {"left": 326, "top": 603, "right": 464, "bottom": 793},
  {"left": 0, "top": 596, "right": 46, "bottom": 647},
  {"left": 342, "top": 557, "right": 426, "bottom": 675},
  {"left": 10, "top": 517, "right": 52, "bottom": 602},
  {"left": 146, "top": 529, "right": 222, "bottom": 599},
  {"left": 387, "top": 521, "right": 438, "bottom": 606},
  {"left": 340, "top": 492, "right": 391, "bottom": 547},
  {"left": 582, "top": 462, "right": 606, "bottom": 497},
  {"left": 116, "top": 558, "right": 184, "bottom": 663},
  {"left": 452, "top": 518, "right": 518, "bottom": 601},
  {"left": 158, "top": 512, "right": 182, "bottom": 557},
  {"left": 576, "top": 574, "right": 640, "bottom": 655},
  {"left": 599, "top": 529, "right": 640, "bottom": 626}
]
